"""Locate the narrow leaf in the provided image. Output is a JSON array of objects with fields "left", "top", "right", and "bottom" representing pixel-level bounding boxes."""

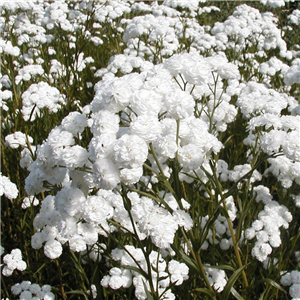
[
  {"left": 262, "top": 278, "right": 287, "bottom": 293},
  {"left": 180, "top": 250, "right": 199, "bottom": 273},
  {"left": 222, "top": 265, "right": 247, "bottom": 300},
  {"left": 230, "top": 287, "right": 245, "bottom": 300},
  {"left": 142, "top": 281, "right": 154, "bottom": 300},
  {"left": 193, "top": 288, "right": 216, "bottom": 297},
  {"left": 65, "top": 290, "right": 88, "bottom": 300}
]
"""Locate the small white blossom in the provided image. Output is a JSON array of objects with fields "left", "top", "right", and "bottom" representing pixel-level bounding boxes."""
[{"left": 0, "top": 173, "right": 18, "bottom": 200}]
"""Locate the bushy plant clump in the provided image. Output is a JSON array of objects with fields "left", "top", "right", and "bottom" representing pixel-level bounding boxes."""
[{"left": 1, "top": 1, "right": 300, "bottom": 299}]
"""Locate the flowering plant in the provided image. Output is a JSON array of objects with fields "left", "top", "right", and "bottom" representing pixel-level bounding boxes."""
[{"left": 1, "top": 1, "right": 300, "bottom": 300}]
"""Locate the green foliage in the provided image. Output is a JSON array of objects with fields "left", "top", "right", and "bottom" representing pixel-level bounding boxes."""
[{"left": 1, "top": 1, "right": 300, "bottom": 300}]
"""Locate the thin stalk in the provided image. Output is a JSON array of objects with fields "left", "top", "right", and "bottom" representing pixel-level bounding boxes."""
[
  {"left": 180, "top": 228, "right": 217, "bottom": 300},
  {"left": 149, "top": 143, "right": 177, "bottom": 199},
  {"left": 54, "top": 259, "right": 67, "bottom": 300},
  {"left": 1, "top": 275, "right": 10, "bottom": 299},
  {"left": 211, "top": 162, "right": 249, "bottom": 288}
]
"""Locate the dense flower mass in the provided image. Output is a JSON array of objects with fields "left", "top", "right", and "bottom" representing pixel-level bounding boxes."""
[{"left": 1, "top": 0, "right": 300, "bottom": 299}]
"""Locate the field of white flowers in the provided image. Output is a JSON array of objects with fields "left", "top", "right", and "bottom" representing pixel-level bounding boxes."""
[{"left": 1, "top": 0, "right": 300, "bottom": 299}]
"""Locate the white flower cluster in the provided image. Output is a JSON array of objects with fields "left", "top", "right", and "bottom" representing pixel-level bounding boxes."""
[
  {"left": 21, "top": 196, "right": 39, "bottom": 210},
  {"left": 260, "top": 0, "right": 295, "bottom": 8},
  {"left": 30, "top": 187, "right": 192, "bottom": 259},
  {"left": 163, "top": 0, "right": 204, "bottom": 12},
  {"left": 245, "top": 186, "right": 292, "bottom": 262},
  {"left": 5, "top": 131, "right": 33, "bottom": 149},
  {"left": 284, "top": 58, "right": 300, "bottom": 86},
  {"left": 21, "top": 81, "right": 66, "bottom": 121},
  {"left": 288, "top": 9, "right": 300, "bottom": 26},
  {"left": 11, "top": 281, "right": 54, "bottom": 300},
  {"left": 120, "top": 3, "right": 224, "bottom": 62},
  {"left": 1, "top": 248, "right": 27, "bottom": 276},
  {"left": 200, "top": 195, "right": 238, "bottom": 251},
  {"left": 0, "top": 173, "right": 18, "bottom": 200},
  {"left": 237, "top": 82, "right": 294, "bottom": 118},
  {"left": 25, "top": 52, "right": 235, "bottom": 197},
  {"left": 3, "top": 0, "right": 300, "bottom": 298},
  {"left": 15, "top": 65, "right": 45, "bottom": 85},
  {"left": 205, "top": 266, "right": 227, "bottom": 292},
  {"left": 244, "top": 110, "right": 300, "bottom": 189},
  {"left": 41, "top": 0, "right": 72, "bottom": 31},
  {"left": 0, "top": 38, "right": 20, "bottom": 57},
  {"left": 93, "top": 0, "right": 131, "bottom": 23},
  {"left": 211, "top": 4, "right": 290, "bottom": 58},
  {"left": 101, "top": 245, "right": 189, "bottom": 300},
  {"left": 281, "top": 271, "right": 300, "bottom": 300},
  {"left": 0, "top": 89, "right": 11, "bottom": 111}
]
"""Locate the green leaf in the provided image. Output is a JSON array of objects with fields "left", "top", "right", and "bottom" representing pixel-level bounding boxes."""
[
  {"left": 124, "top": 265, "right": 147, "bottom": 277},
  {"left": 222, "top": 265, "right": 247, "bottom": 300},
  {"left": 262, "top": 278, "right": 287, "bottom": 293},
  {"left": 180, "top": 250, "right": 199, "bottom": 274},
  {"left": 230, "top": 287, "right": 245, "bottom": 300},
  {"left": 65, "top": 290, "right": 89, "bottom": 300},
  {"left": 142, "top": 280, "right": 154, "bottom": 300},
  {"left": 193, "top": 287, "right": 216, "bottom": 297}
]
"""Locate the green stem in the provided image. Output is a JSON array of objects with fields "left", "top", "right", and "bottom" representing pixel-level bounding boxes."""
[
  {"left": 55, "top": 259, "right": 67, "bottom": 300},
  {"left": 149, "top": 143, "right": 177, "bottom": 199},
  {"left": 180, "top": 228, "right": 217, "bottom": 300},
  {"left": 211, "top": 162, "right": 249, "bottom": 289}
]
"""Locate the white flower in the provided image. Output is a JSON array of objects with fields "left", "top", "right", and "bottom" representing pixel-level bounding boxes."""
[
  {"left": 114, "top": 134, "right": 148, "bottom": 168},
  {"left": 31, "top": 232, "right": 44, "bottom": 250},
  {"left": 164, "top": 90, "right": 195, "bottom": 120},
  {"left": 0, "top": 39, "right": 20, "bottom": 56},
  {"left": 55, "top": 186, "right": 86, "bottom": 218},
  {"left": 93, "top": 76, "right": 133, "bottom": 113},
  {"left": 93, "top": 158, "right": 120, "bottom": 189},
  {"left": 89, "top": 134, "right": 116, "bottom": 161},
  {"left": 69, "top": 235, "right": 87, "bottom": 252},
  {"left": 153, "top": 134, "right": 177, "bottom": 160},
  {"left": 11, "top": 283, "right": 22, "bottom": 295},
  {"left": 21, "top": 196, "right": 39, "bottom": 209},
  {"left": 101, "top": 268, "right": 132, "bottom": 290},
  {"left": 19, "top": 290, "right": 33, "bottom": 300},
  {"left": 130, "top": 115, "right": 162, "bottom": 142},
  {"left": 90, "top": 110, "right": 120, "bottom": 136},
  {"left": 140, "top": 206, "right": 178, "bottom": 249},
  {"left": 5, "top": 132, "right": 33, "bottom": 149},
  {"left": 21, "top": 82, "right": 65, "bottom": 121},
  {"left": 178, "top": 143, "right": 203, "bottom": 171},
  {"left": 237, "top": 82, "right": 292, "bottom": 118},
  {"left": 2, "top": 249, "right": 27, "bottom": 276},
  {"left": 290, "top": 283, "right": 300, "bottom": 298},
  {"left": 43, "top": 240, "right": 63, "bottom": 259},
  {"left": 61, "top": 111, "right": 88, "bottom": 136},
  {"left": 60, "top": 145, "right": 89, "bottom": 169},
  {"left": 83, "top": 195, "right": 114, "bottom": 224},
  {"left": 47, "top": 127, "right": 74, "bottom": 150},
  {"left": 168, "top": 260, "right": 189, "bottom": 285},
  {"left": 173, "top": 210, "right": 193, "bottom": 231},
  {"left": 260, "top": 0, "right": 286, "bottom": 8},
  {"left": 0, "top": 173, "right": 18, "bottom": 200},
  {"left": 130, "top": 88, "right": 163, "bottom": 116},
  {"left": 282, "top": 129, "right": 300, "bottom": 161},
  {"left": 120, "top": 167, "right": 143, "bottom": 185},
  {"left": 251, "top": 242, "right": 272, "bottom": 262},
  {"left": 205, "top": 267, "right": 227, "bottom": 292},
  {"left": 284, "top": 58, "right": 300, "bottom": 86}
]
